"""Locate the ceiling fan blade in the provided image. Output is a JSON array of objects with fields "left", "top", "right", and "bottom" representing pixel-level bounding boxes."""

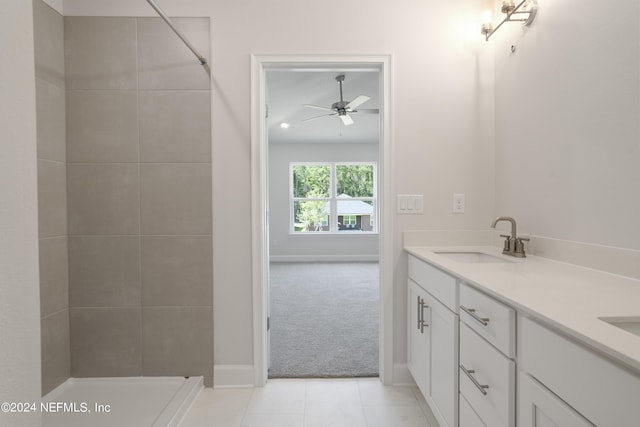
[
  {"left": 340, "top": 114, "right": 354, "bottom": 126},
  {"left": 303, "top": 104, "right": 334, "bottom": 112},
  {"left": 351, "top": 109, "right": 379, "bottom": 114},
  {"left": 345, "top": 95, "right": 370, "bottom": 110},
  {"left": 302, "top": 113, "right": 337, "bottom": 123}
]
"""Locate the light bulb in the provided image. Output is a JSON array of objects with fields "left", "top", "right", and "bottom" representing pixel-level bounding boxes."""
[
  {"left": 481, "top": 9, "right": 493, "bottom": 36},
  {"left": 481, "top": 9, "right": 493, "bottom": 25}
]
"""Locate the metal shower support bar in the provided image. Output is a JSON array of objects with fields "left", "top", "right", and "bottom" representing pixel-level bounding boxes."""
[{"left": 145, "top": 0, "right": 208, "bottom": 65}]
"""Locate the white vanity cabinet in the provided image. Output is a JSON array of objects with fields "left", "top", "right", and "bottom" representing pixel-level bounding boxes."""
[
  {"left": 458, "top": 283, "right": 516, "bottom": 427},
  {"left": 406, "top": 245, "right": 640, "bottom": 427},
  {"left": 407, "top": 255, "right": 459, "bottom": 427},
  {"left": 519, "top": 316, "right": 640, "bottom": 427}
]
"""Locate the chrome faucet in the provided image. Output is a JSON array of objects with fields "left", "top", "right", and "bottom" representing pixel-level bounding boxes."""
[{"left": 491, "top": 216, "right": 529, "bottom": 258}]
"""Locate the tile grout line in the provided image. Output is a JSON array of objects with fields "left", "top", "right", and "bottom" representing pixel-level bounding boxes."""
[
  {"left": 356, "top": 379, "right": 369, "bottom": 427},
  {"left": 135, "top": 16, "right": 145, "bottom": 378}
]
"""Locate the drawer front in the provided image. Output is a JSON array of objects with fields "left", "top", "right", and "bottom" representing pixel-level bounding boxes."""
[
  {"left": 459, "top": 283, "right": 515, "bottom": 357},
  {"left": 460, "top": 394, "right": 486, "bottom": 427},
  {"left": 408, "top": 255, "right": 457, "bottom": 311},
  {"left": 519, "top": 316, "right": 640, "bottom": 427},
  {"left": 460, "top": 323, "right": 515, "bottom": 427}
]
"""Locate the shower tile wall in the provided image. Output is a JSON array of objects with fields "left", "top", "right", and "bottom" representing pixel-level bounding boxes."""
[
  {"left": 33, "top": 0, "right": 70, "bottom": 395},
  {"left": 64, "top": 16, "right": 213, "bottom": 386}
]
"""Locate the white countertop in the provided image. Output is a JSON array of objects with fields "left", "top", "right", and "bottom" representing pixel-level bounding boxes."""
[{"left": 404, "top": 245, "right": 640, "bottom": 374}]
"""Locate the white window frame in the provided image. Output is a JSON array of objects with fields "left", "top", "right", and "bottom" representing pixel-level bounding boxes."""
[{"left": 289, "top": 161, "right": 378, "bottom": 234}]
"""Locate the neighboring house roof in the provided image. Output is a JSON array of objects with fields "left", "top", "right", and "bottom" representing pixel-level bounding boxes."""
[{"left": 323, "top": 194, "right": 373, "bottom": 215}]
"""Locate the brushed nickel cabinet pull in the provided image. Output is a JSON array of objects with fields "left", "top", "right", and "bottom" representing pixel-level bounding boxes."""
[
  {"left": 417, "top": 296, "right": 429, "bottom": 334},
  {"left": 460, "top": 364, "right": 489, "bottom": 395},
  {"left": 420, "top": 298, "right": 429, "bottom": 334},
  {"left": 460, "top": 305, "right": 490, "bottom": 326}
]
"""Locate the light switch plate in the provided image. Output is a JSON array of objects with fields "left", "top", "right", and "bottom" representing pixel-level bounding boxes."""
[{"left": 398, "top": 194, "right": 424, "bottom": 214}]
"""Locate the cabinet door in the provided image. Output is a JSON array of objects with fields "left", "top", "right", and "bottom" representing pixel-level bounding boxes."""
[
  {"left": 429, "top": 294, "right": 458, "bottom": 427},
  {"left": 460, "top": 394, "right": 486, "bottom": 427},
  {"left": 518, "top": 373, "right": 595, "bottom": 427},
  {"left": 407, "top": 279, "right": 430, "bottom": 397}
]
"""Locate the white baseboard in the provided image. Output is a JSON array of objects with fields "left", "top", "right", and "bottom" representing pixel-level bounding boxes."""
[
  {"left": 392, "top": 363, "right": 415, "bottom": 386},
  {"left": 213, "top": 365, "right": 254, "bottom": 388},
  {"left": 270, "top": 254, "right": 379, "bottom": 263}
]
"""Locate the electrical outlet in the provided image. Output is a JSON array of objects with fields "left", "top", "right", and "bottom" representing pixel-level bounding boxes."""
[{"left": 453, "top": 193, "right": 465, "bottom": 213}]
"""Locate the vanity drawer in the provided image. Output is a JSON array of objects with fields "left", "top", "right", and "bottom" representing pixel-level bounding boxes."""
[
  {"left": 408, "top": 255, "right": 457, "bottom": 311},
  {"left": 460, "top": 323, "right": 515, "bottom": 427},
  {"left": 459, "top": 283, "right": 515, "bottom": 358},
  {"left": 460, "top": 394, "right": 486, "bottom": 427}
]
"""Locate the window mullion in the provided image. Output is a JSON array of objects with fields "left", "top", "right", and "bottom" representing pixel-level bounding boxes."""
[{"left": 330, "top": 163, "right": 337, "bottom": 232}]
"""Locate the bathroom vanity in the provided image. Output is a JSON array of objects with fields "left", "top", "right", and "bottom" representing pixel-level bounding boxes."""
[{"left": 405, "top": 239, "right": 640, "bottom": 427}]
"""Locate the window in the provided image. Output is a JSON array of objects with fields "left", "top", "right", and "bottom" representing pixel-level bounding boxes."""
[{"left": 290, "top": 162, "right": 377, "bottom": 233}]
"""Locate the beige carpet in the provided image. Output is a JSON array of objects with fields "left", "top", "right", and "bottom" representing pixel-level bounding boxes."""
[{"left": 268, "top": 262, "right": 379, "bottom": 378}]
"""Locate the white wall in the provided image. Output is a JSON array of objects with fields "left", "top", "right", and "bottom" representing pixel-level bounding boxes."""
[
  {"left": 269, "top": 142, "right": 379, "bottom": 261},
  {"left": 493, "top": 0, "right": 640, "bottom": 250},
  {"left": 43, "top": 0, "right": 63, "bottom": 14},
  {"left": 0, "top": 1, "right": 42, "bottom": 424},
  {"left": 63, "top": 0, "right": 495, "bottom": 383}
]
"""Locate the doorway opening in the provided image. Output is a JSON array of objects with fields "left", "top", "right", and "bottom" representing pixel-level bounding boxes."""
[{"left": 251, "top": 55, "right": 393, "bottom": 385}]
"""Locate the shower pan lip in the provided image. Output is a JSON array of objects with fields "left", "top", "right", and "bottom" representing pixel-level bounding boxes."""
[{"left": 42, "top": 376, "right": 203, "bottom": 427}]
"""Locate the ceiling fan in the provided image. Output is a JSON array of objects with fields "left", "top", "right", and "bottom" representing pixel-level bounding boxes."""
[{"left": 302, "top": 74, "right": 379, "bottom": 126}]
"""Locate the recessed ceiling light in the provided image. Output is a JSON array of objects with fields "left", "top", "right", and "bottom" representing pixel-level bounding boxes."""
[{"left": 280, "top": 122, "right": 290, "bottom": 129}]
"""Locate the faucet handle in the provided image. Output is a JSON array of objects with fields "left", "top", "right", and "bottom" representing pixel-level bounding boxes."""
[
  {"left": 499, "top": 234, "right": 511, "bottom": 252},
  {"left": 515, "top": 237, "right": 529, "bottom": 256}
]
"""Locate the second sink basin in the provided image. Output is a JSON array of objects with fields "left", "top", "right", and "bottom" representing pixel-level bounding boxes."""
[
  {"left": 434, "top": 251, "right": 512, "bottom": 263},
  {"left": 599, "top": 317, "right": 640, "bottom": 338}
]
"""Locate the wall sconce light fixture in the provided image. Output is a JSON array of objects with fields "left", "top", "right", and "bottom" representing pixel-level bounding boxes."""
[{"left": 481, "top": 0, "right": 538, "bottom": 41}]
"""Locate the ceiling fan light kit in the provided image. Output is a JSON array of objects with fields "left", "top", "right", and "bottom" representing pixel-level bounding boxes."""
[{"left": 302, "top": 74, "right": 379, "bottom": 126}]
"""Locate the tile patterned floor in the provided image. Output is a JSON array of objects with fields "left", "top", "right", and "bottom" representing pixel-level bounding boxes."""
[{"left": 179, "top": 378, "right": 437, "bottom": 427}]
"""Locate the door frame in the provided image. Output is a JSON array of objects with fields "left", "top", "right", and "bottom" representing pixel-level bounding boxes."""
[{"left": 250, "top": 54, "right": 393, "bottom": 385}]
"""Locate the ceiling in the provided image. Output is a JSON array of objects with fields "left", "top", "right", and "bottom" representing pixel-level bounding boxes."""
[{"left": 266, "top": 70, "right": 380, "bottom": 145}]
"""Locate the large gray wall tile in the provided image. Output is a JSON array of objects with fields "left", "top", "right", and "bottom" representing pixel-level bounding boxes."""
[
  {"left": 67, "top": 163, "right": 140, "bottom": 235},
  {"left": 69, "top": 236, "right": 141, "bottom": 308},
  {"left": 66, "top": 91, "right": 139, "bottom": 163},
  {"left": 41, "top": 309, "right": 70, "bottom": 395},
  {"left": 140, "top": 163, "right": 212, "bottom": 235},
  {"left": 141, "top": 236, "right": 212, "bottom": 306},
  {"left": 38, "top": 159, "right": 67, "bottom": 238},
  {"left": 65, "top": 17, "right": 137, "bottom": 90},
  {"left": 142, "top": 307, "right": 213, "bottom": 378},
  {"left": 33, "top": 0, "right": 65, "bottom": 88},
  {"left": 36, "top": 78, "right": 66, "bottom": 162},
  {"left": 137, "top": 18, "right": 210, "bottom": 90},
  {"left": 139, "top": 91, "right": 211, "bottom": 162},
  {"left": 39, "top": 236, "right": 69, "bottom": 317},
  {"left": 70, "top": 308, "right": 142, "bottom": 377}
]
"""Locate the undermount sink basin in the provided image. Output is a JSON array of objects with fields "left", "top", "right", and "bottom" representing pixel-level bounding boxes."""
[
  {"left": 434, "top": 251, "right": 512, "bottom": 263},
  {"left": 599, "top": 317, "right": 640, "bottom": 338}
]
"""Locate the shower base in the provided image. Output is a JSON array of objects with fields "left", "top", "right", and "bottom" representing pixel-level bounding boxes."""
[{"left": 42, "top": 376, "right": 203, "bottom": 427}]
